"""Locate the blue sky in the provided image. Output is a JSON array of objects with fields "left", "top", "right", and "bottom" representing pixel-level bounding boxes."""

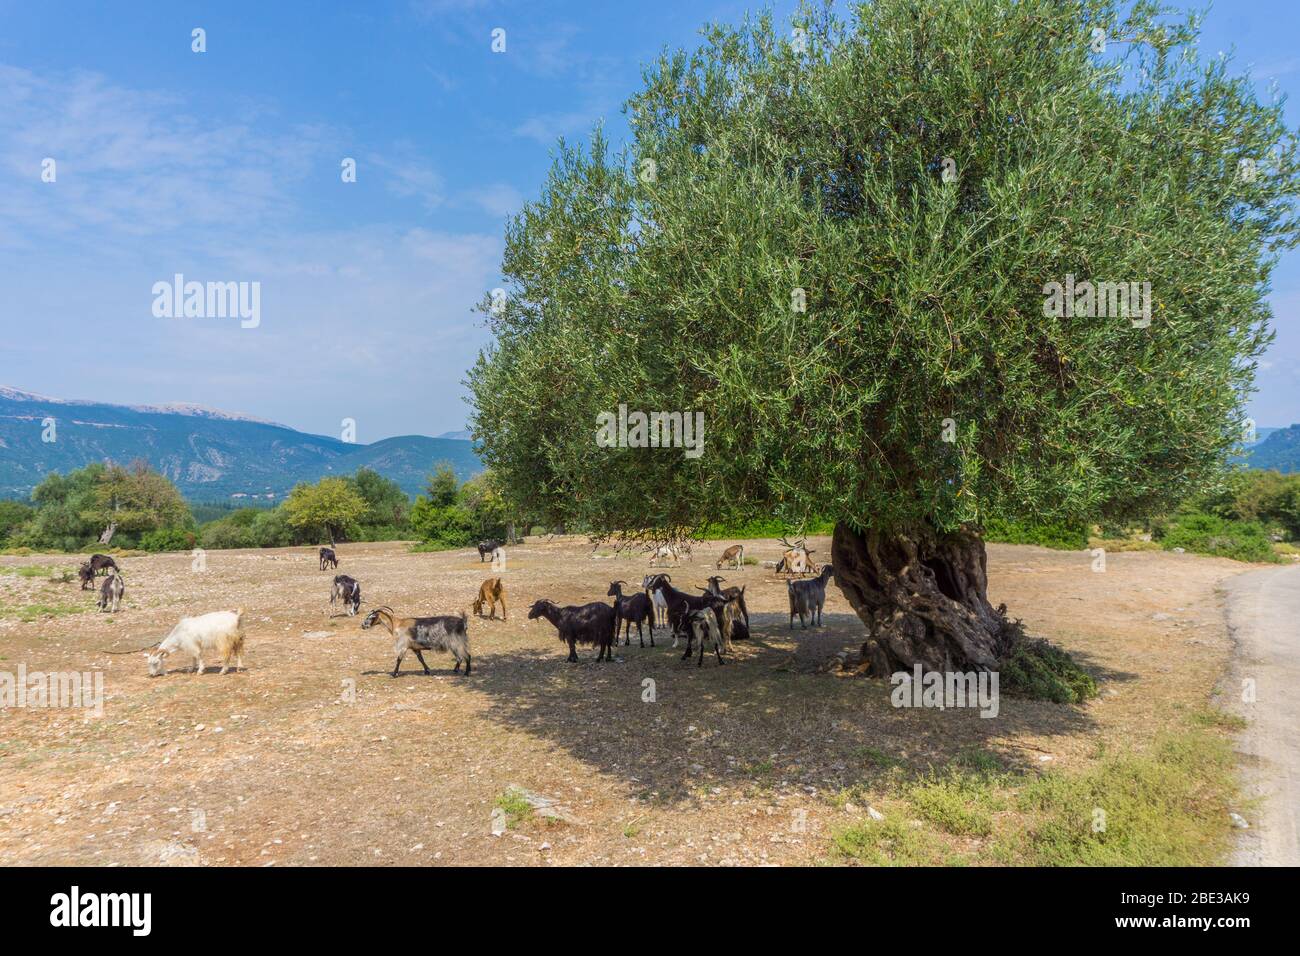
[{"left": 1, "top": 0, "right": 1298, "bottom": 440}]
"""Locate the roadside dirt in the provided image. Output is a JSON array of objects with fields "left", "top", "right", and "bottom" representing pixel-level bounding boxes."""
[{"left": 0, "top": 537, "right": 1250, "bottom": 866}]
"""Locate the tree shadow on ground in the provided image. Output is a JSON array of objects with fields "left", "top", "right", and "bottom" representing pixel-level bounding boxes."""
[{"left": 462, "top": 612, "right": 1103, "bottom": 806}]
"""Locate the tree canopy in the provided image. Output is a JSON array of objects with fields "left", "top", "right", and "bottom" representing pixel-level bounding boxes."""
[
  {"left": 468, "top": 0, "right": 1300, "bottom": 544},
  {"left": 283, "top": 477, "right": 368, "bottom": 545}
]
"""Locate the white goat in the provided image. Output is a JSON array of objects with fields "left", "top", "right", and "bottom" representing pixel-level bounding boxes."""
[{"left": 146, "top": 610, "right": 246, "bottom": 677}]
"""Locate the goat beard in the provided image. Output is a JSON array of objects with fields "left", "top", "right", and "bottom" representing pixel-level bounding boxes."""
[{"left": 831, "top": 522, "right": 1019, "bottom": 676}]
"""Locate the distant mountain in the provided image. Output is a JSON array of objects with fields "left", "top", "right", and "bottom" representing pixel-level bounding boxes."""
[
  {"left": 1246, "top": 426, "right": 1282, "bottom": 446},
  {"left": 1244, "top": 424, "right": 1300, "bottom": 473},
  {"left": 436, "top": 429, "right": 473, "bottom": 441},
  {"left": 0, "top": 387, "right": 482, "bottom": 500}
]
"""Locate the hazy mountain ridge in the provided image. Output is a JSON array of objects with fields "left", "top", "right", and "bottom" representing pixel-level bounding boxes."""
[
  {"left": 1245, "top": 424, "right": 1300, "bottom": 473},
  {"left": 0, "top": 388, "right": 481, "bottom": 500}
]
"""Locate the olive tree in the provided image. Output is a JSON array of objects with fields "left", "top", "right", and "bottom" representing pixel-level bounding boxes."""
[{"left": 469, "top": 0, "right": 1299, "bottom": 673}]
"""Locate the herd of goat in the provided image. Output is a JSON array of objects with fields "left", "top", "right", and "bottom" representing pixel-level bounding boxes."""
[{"left": 61, "top": 536, "right": 835, "bottom": 677}]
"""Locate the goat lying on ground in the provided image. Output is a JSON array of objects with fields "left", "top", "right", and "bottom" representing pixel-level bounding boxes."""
[
  {"left": 477, "top": 539, "right": 502, "bottom": 562},
  {"left": 473, "top": 577, "right": 507, "bottom": 620},
  {"left": 702, "top": 576, "right": 750, "bottom": 632},
  {"left": 331, "top": 574, "right": 362, "bottom": 616},
  {"left": 643, "top": 573, "right": 671, "bottom": 627},
  {"left": 97, "top": 573, "right": 125, "bottom": 613},
  {"left": 147, "top": 610, "right": 246, "bottom": 677},
  {"left": 607, "top": 580, "right": 655, "bottom": 647},
  {"left": 715, "top": 544, "right": 744, "bottom": 570},
  {"left": 788, "top": 565, "right": 835, "bottom": 629},
  {"left": 319, "top": 547, "right": 338, "bottom": 571},
  {"left": 528, "top": 599, "right": 617, "bottom": 662},
  {"left": 686, "top": 605, "right": 726, "bottom": 666},
  {"left": 361, "top": 606, "right": 471, "bottom": 676}
]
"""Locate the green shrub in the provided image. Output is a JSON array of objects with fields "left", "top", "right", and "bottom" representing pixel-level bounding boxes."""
[
  {"left": 1158, "top": 510, "right": 1278, "bottom": 563},
  {"left": 140, "top": 528, "right": 196, "bottom": 552},
  {"left": 1000, "top": 638, "right": 1098, "bottom": 704},
  {"left": 981, "top": 517, "right": 1088, "bottom": 550}
]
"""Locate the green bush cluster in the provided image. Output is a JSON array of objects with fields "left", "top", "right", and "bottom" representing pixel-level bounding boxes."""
[
  {"left": 1155, "top": 510, "right": 1278, "bottom": 563},
  {"left": 981, "top": 517, "right": 1088, "bottom": 551},
  {"left": 1000, "top": 638, "right": 1098, "bottom": 705}
]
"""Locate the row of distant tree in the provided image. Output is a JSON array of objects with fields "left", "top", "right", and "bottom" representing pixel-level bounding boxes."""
[
  {"left": 0, "top": 461, "right": 511, "bottom": 553},
  {"left": 1, "top": 460, "right": 1297, "bottom": 563}
]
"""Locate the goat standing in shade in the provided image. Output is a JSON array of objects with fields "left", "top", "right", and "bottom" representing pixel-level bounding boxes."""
[
  {"left": 607, "top": 580, "right": 655, "bottom": 647},
  {"left": 527, "top": 599, "right": 618, "bottom": 662},
  {"left": 643, "top": 573, "right": 671, "bottom": 628},
  {"left": 787, "top": 565, "right": 835, "bottom": 629},
  {"left": 686, "top": 605, "right": 726, "bottom": 666},
  {"left": 701, "top": 576, "right": 750, "bottom": 632},
  {"left": 361, "top": 606, "right": 471, "bottom": 677}
]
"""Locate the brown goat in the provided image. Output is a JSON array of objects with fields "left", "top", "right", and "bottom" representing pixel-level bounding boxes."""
[{"left": 472, "top": 577, "right": 507, "bottom": 620}]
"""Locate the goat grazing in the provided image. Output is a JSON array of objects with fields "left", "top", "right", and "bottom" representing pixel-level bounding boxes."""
[
  {"left": 685, "top": 605, "right": 726, "bottom": 666},
  {"left": 319, "top": 547, "right": 339, "bottom": 571},
  {"left": 643, "top": 573, "right": 671, "bottom": 627},
  {"left": 146, "top": 610, "right": 246, "bottom": 677},
  {"left": 527, "top": 599, "right": 617, "bottom": 662},
  {"left": 330, "top": 574, "right": 362, "bottom": 616},
  {"left": 715, "top": 544, "right": 744, "bottom": 570},
  {"left": 97, "top": 573, "right": 125, "bottom": 613},
  {"left": 361, "top": 606, "right": 472, "bottom": 677},
  {"left": 472, "top": 577, "right": 507, "bottom": 620},
  {"left": 477, "top": 539, "right": 502, "bottom": 562},
  {"left": 607, "top": 580, "right": 655, "bottom": 647},
  {"left": 80, "top": 553, "right": 118, "bottom": 588},
  {"left": 787, "top": 565, "right": 835, "bottom": 629}
]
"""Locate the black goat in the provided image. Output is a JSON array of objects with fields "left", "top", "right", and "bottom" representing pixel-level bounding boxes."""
[
  {"left": 787, "top": 565, "right": 835, "bottom": 629},
  {"left": 650, "top": 578, "right": 714, "bottom": 648},
  {"left": 607, "top": 580, "right": 655, "bottom": 647},
  {"left": 331, "top": 574, "right": 362, "bottom": 616},
  {"left": 79, "top": 553, "right": 118, "bottom": 588},
  {"left": 319, "top": 547, "right": 338, "bottom": 571},
  {"left": 527, "top": 599, "right": 617, "bottom": 662},
  {"left": 477, "top": 539, "right": 502, "bottom": 562}
]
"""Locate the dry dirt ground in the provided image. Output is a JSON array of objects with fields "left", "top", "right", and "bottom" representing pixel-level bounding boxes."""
[{"left": 0, "top": 537, "right": 1251, "bottom": 866}]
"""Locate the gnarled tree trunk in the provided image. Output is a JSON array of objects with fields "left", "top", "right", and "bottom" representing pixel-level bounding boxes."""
[{"left": 832, "top": 522, "right": 1018, "bottom": 676}]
